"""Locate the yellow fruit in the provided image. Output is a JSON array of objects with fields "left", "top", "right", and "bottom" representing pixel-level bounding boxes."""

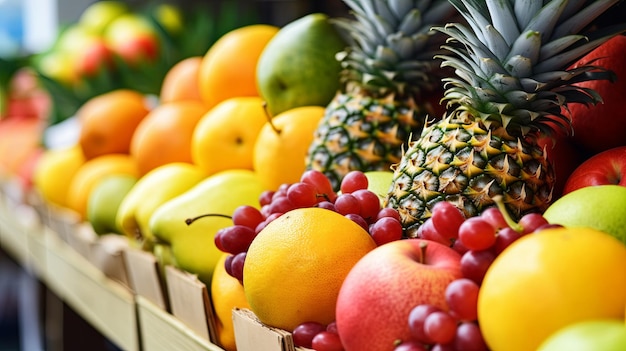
[
  {"left": 211, "top": 253, "right": 250, "bottom": 351},
  {"left": 66, "top": 154, "right": 139, "bottom": 220},
  {"left": 77, "top": 89, "right": 151, "bottom": 160},
  {"left": 198, "top": 24, "right": 279, "bottom": 109},
  {"left": 243, "top": 207, "right": 377, "bottom": 331},
  {"left": 478, "top": 227, "right": 626, "bottom": 351},
  {"left": 33, "top": 145, "right": 86, "bottom": 207},
  {"left": 191, "top": 97, "right": 267, "bottom": 176},
  {"left": 116, "top": 162, "right": 207, "bottom": 248},
  {"left": 253, "top": 106, "right": 325, "bottom": 191}
]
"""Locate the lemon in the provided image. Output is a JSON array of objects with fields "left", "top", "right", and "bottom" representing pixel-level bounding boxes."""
[{"left": 243, "top": 207, "right": 377, "bottom": 331}]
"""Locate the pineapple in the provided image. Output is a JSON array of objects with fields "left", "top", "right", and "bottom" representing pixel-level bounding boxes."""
[
  {"left": 305, "top": 0, "right": 458, "bottom": 190},
  {"left": 385, "top": 0, "right": 625, "bottom": 237}
]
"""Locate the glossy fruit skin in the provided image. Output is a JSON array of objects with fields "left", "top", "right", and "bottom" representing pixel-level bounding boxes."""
[
  {"left": 562, "top": 146, "right": 626, "bottom": 194},
  {"left": 567, "top": 35, "right": 626, "bottom": 154},
  {"left": 536, "top": 319, "right": 626, "bottom": 351},
  {"left": 336, "top": 239, "right": 462, "bottom": 351},
  {"left": 478, "top": 227, "right": 626, "bottom": 351}
]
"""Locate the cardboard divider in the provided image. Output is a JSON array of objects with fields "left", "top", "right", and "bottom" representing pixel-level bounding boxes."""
[
  {"left": 165, "top": 265, "right": 218, "bottom": 344},
  {"left": 124, "top": 247, "right": 170, "bottom": 311},
  {"left": 90, "top": 234, "right": 132, "bottom": 289},
  {"left": 232, "top": 308, "right": 299, "bottom": 351},
  {"left": 136, "top": 296, "right": 225, "bottom": 351}
]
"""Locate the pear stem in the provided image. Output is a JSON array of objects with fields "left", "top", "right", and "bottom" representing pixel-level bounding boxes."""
[
  {"left": 185, "top": 213, "right": 232, "bottom": 226},
  {"left": 262, "top": 101, "right": 281, "bottom": 135},
  {"left": 492, "top": 195, "right": 524, "bottom": 233},
  {"left": 418, "top": 241, "right": 428, "bottom": 264}
]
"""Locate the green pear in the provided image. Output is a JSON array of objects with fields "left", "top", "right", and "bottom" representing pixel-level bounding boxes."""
[
  {"left": 256, "top": 13, "right": 347, "bottom": 116},
  {"left": 115, "top": 162, "right": 207, "bottom": 250},
  {"left": 87, "top": 174, "right": 138, "bottom": 235},
  {"left": 148, "top": 169, "right": 265, "bottom": 285}
]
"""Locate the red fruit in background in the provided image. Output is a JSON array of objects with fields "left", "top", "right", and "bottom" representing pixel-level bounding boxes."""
[
  {"left": 567, "top": 34, "right": 626, "bottom": 154},
  {"left": 113, "top": 35, "right": 159, "bottom": 65},
  {"left": 77, "top": 39, "right": 115, "bottom": 76},
  {"left": 562, "top": 146, "right": 626, "bottom": 195},
  {"left": 335, "top": 239, "right": 462, "bottom": 351}
]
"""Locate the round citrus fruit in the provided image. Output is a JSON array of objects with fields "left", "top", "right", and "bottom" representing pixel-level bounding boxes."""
[
  {"left": 478, "top": 227, "right": 626, "bottom": 351},
  {"left": 159, "top": 56, "right": 204, "bottom": 104},
  {"left": 243, "top": 207, "right": 378, "bottom": 331},
  {"left": 253, "top": 106, "right": 325, "bottom": 191},
  {"left": 191, "top": 96, "right": 268, "bottom": 176},
  {"left": 543, "top": 184, "right": 626, "bottom": 245},
  {"left": 33, "top": 144, "right": 86, "bottom": 207},
  {"left": 66, "top": 153, "right": 139, "bottom": 220},
  {"left": 211, "top": 253, "right": 250, "bottom": 351},
  {"left": 130, "top": 100, "right": 208, "bottom": 176},
  {"left": 197, "top": 24, "right": 278, "bottom": 109},
  {"left": 77, "top": 89, "right": 151, "bottom": 159}
]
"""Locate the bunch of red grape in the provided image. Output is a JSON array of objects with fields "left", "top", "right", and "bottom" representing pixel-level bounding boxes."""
[
  {"left": 398, "top": 201, "right": 558, "bottom": 351},
  {"left": 214, "top": 169, "right": 404, "bottom": 283},
  {"left": 292, "top": 321, "right": 344, "bottom": 351}
]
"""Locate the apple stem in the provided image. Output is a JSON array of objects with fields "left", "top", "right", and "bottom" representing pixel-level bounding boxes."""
[
  {"left": 492, "top": 195, "right": 524, "bottom": 233},
  {"left": 262, "top": 101, "right": 281, "bottom": 135},
  {"left": 185, "top": 213, "right": 232, "bottom": 226},
  {"left": 419, "top": 241, "right": 428, "bottom": 264}
]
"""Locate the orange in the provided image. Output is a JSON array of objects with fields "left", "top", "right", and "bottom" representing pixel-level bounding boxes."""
[
  {"left": 211, "top": 253, "right": 250, "bottom": 351},
  {"left": 243, "top": 207, "right": 377, "bottom": 331},
  {"left": 77, "top": 89, "right": 151, "bottom": 160},
  {"left": 253, "top": 106, "right": 325, "bottom": 191},
  {"left": 159, "top": 56, "right": 204, "bottom": 104},
  {"left": 478, "top": 227, "right": 626, "bottom": 351},
  {"left": 65, "top": 153, "right": 139, "bottom": 220},
  {"left": 198, "top": 24, "right": 279, "bottom": 109},
  {"left": 130, "top": 100, "right": 208, "bottom": 176},
  {"left": 191, "top": 96, "right": 267, "bottom": 176}
]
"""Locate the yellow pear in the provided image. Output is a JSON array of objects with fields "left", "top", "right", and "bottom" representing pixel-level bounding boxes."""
[
  {"left": 149, "top": 169, "right": 265, "bottom": 285},
  {"left": 116, "top": 162, "right": 207, "bottom": 249}
]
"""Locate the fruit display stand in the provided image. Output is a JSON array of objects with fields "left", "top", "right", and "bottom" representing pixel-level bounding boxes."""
[{"left": 0, "top": 180, "right": 227, "bottom": 351}]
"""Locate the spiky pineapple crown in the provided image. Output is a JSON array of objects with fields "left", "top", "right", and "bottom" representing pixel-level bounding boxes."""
[
  {"left": 434, "top": 0, "right": 625, "bottom": 137},
  {"left": 333, "top": 0, "right": 458, "bottom": 99}
]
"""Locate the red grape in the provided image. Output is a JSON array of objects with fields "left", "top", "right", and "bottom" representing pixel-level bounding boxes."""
[
  {"left": 493, "top": 227, "right": 522, "bottom": 254},
  {"left": 431, "top": 201, "right": 465, "bottom": 240},
  {"left": 316, "top": 201, "right": 336, "bottom": 212},
  {"left": 340, "top": 170, "right": 368, "bottom": 194},
  {"left": 445, "top": 278, "right": 479, "bottom": 321},
  {"left": 458, "top": 217, "right": 496, "bottom": 251},
  {"left": 423, "top": 311, "right": 457, "bottom": 345},
  {"left": 326, "top": 321, "right": 338, "bottom": 334},
  {"left": 301, "top": 169, "right": 336, "bottom": 201},
  {"left": 394, "top": 341, "right": 428, "bottom": 351},
  {"left": 376, "top": 207, "right": 401, "bottom": 222},
  {"left": 311, "top": 331, "right": 344, "bottom": 351},
  {"left": 460, "top": 249, "right": 495, "bottom": 285},
  {"left": 408, "top": 304, "right": 442, "bottom": 344},
  {"left": 334, "top": 193, "right": 361, "bottom": 215},
  {"left": 417, "top": 219, "right": 450, "bottom": 246},
  {"left": 232, "top": 205, "right": 264, "bottom": 230},
  {"left": 292, "top": 322, "right": 326, "bottom": 348},
  {"left": 269, "top": 195, "right": 296, "bottom": 214},
  {"left": 518, "top": 212, "right": 549, "bottom": 234},
  {"left": 454, "top": 322, "right": 488, "bottom": 351},
  {"left": 259, "top": 190, "right": 274, "bottom": 206},
  {"left": 369, "top": 217, "right": 403, "bottom": 246},
  {"left": 287, "top": 182, "right": 318, "bottom": 208},
  {"left": 351, "top": 189, "right": 381, "bottom": 222},
  {"left": 345, "top": 213, "right": 368, "bottom": 232},
  {"left": 451, "top": 239, "right": 469, "bottom": 255},
  {"left": 229, "top": 251, "right": 246, "bottom": 283},
  {"left": 431, "top": 344, "right": 456, "bottom": 351},
  {"left": 480, "top": 206, "right": 508, "bottom": 230},
  {"left": 218, "top": 225, "right": 257, "bottom": 255}
]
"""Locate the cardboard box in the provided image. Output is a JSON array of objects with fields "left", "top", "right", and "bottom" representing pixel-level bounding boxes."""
[{"left": 124, "top": 247, "right": 170, "bottom": 311}]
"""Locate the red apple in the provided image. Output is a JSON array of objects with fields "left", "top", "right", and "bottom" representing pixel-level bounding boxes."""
[
  {"left": 566, "top": 35, "right": 626, "bottom": 154},
  {"left": 76, "top": 38, "right": 115, "bottom": 77},
  {"left": 104, "top": 14, "right": 160, "bottom": 65},
  {"left": 562, "top": 146, "right": 626, "bottom": 195},
  {"left": 335, "top": 239, "right": 462, "bottom": 351}
]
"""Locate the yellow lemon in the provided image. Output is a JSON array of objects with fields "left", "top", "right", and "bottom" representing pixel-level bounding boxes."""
[
  {"left": 478, "top": 227, "right": 626, "bottom": 351},
  {"left": 33, "top": 145, "right": 86, "bottom": 207},
  {"left": 243, "top": 207, "right": 377, "bottom": 331}
]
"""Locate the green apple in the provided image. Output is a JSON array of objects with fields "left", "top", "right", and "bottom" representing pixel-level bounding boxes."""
[
  {"left": 364, "top": 171, "right": 394, "bottom": 204},
  {"left": 543, "top": 185, "right": 626, "bottom": 245},
  {"left": 256, "top": 13, "right": 346, "bottom": 116},
  {"left": 87, "top": 174, "right": 138, "bottom": 235},
  {"left": 537, "top": 319, "right": 626, "bottom": 351}
]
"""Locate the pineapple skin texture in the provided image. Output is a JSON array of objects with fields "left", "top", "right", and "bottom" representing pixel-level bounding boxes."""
[{"left": 385, "top": 114, "right": 555, "bottom": 237}]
